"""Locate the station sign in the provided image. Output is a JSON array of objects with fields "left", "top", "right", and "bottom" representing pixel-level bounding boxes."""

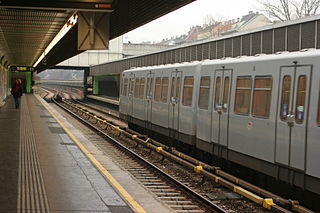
[
  {"left": 10, "top": 66, "right": 34, "bottom": 72},
  {"left": 0, "top": 0, "right": 115, "bottom": 12}
]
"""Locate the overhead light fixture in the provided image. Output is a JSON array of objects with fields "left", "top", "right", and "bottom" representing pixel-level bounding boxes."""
[{"left": 33, "top": 13, "right": 78, "bottom": 67}]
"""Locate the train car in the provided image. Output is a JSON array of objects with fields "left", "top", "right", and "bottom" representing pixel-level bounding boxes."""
[
  {"left": 120, "top": 62, "right": 202, "bottom": 145},
  {"left": 119, "top": 49, "right": 320, "bottom": 196}
]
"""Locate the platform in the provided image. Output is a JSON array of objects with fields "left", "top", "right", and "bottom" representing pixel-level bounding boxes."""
[{"left": 0, "top": 94, "right": 172, "bottom": 213}]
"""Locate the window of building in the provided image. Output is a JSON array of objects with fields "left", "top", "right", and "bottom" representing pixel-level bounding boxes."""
[
  {"left": 252, "top": 77, "right": 272, "bottom": 118},
  {"left": 139, "top": 78, "right": 145, "bottom": 99},
  {"left": 214, "top": 76, "right": 221, "bottom": 110},
  {"left": 280, "top": 75, "right": 291, "bottom": 120},
  {"left": 234, "top": 77, "right": 252, "bottom": 115},
  {"left": 295, "top": 75, "right": 307, "bottom": 124},
  {"left": 182, "top": 76, "right": 194, "bottom": 106},
  {"left": 222, "top": 77, "right": 230, "bottom": 112},
  {"left": 161, "top": 77, "right": 169, "bottom": 103},
  {"left": 198, "top": 76, "right": 210, "bottom": 109},
  {"left": 154, "top": 77, "right": 162, "bottom": 102}
]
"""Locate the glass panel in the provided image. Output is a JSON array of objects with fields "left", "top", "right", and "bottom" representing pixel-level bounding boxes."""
[
  {"left": 198, "top": 76, "right": 210, "bottom": 110},
  {"left": 176, "top": 77, "right": 181, "bottom": 101},
  {"left": 120, "top": 78, "right": 124, "bottom": 95},
  {"left": 252, "top": 77, "right": 272, "bottom": 118},
  {"left": 129, "top": 78, "right": 134, "bottom": 96},
  {"left": 317, "top": 92, "right": 320, "bottom": 126},
  {"left": 234, "top": 77, "right": 252, "bottom": 115},
  {"left": 171, "top": 77, "right": 176, "bottom": 100},
  {"left": 134, "top": 78, "right": 140, "bottom": 98},
  {"left": 139, "top": 78, "right": 145, "bottom": 99},
  {"left": 154, "top": 77, "right": 161, "bottom": 101},
  {"left": 295, "top": 75, "right": 307, "bottom": 124},
  {"left": 237, "top": 78, "right": 252, "bottom": 88},
  {"left": 255, "top": 77, "right": 273, "bottom": 88},
  {"left": 146, "top": 78, "right": 150, "bottom": 98},
  {"left": 280, "top": 75, "right": 291, "bottom": 120},
  {"left": 214, "top": 77, "right": 221, "bottom": 109},
  {"left": 223, "top": 77, "right": 230, "bottom": 111},
  {"left": 150, "top": 78, "right": 153, "bottom": 98},
  {"left": 123, "top": 78, "right": 128, "bottom": 96},
  {"left": 182, "top": 76, "right": 194, "bottom": 106},
  {"left": 161, "top": 77, "right": 169, "bottom": 103}
]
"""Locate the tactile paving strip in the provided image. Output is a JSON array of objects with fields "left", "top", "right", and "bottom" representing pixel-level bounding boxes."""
[{"left": 17, "top": 96, "right": 50, "bottom": 213}]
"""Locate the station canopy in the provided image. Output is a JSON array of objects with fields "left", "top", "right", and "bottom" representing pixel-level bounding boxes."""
[{"left": 0, "top": 0, "right": 195, "bottom": 72}]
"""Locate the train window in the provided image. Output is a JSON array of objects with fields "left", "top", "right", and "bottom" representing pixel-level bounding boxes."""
[
  {"left": 139, "top": 78, "right": 145, "bottom": 99},
  {"left": 280, "top": 75, "right": 291, "bottom": 120},
  {"left": 170, "top": 77, "right": 176, "bottom": 100},
  {"left": 252, "top": 77, "right": 272, "bottom": 118},
  {"left": 214, "top": 77, "right": 221, "bottom": 110},
  {"left": 129, "top": 78, "right": 135, "bottom": 97},
  {"left": 146, "top": 78, "right": 153, "bottom": 99},
  {"left": 223, "top": 77, "right": 230, "bottom": 112},
  {"left": 171, "top": 77, "right": 181, "bottom": 102},
  {"left": 123, "top": 78, "right": 128, "bottom": 96},
  {"left": 317, "top": 92, "right": 320, "bottom": 126},
  {"left": 176, "top": 77, "right": 181, "bottom": 100},
  {"left": 161, "top": 77, "right": 169, "bottom": 103},
  {"left": 134, "top": 78, "right": 140, "bottom": 98},
  {"left": 182, "top": 76, "right": 194, "bottom": 106},
  {"left": 154, "top": 77, "right": 162, "bottom": 102},
  {"left": 198, "top": 76, "right": 210, "bottom": 110},
  {"left": 295, "top": 75, "right": 307, "bottom": 124},
  {"left": 234, "top": 77, "right": 252, "bottom": 115},
  {"left": 120, "top": 78, "right": 124, "bottom": 95}
]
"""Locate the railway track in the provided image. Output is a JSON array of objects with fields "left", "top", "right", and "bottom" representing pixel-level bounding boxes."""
[
  {"left": 54, "top": 97, "right": 229, "bottom": 212},
  {"left": 37, "top": 87, "right": 314, "bottom": 213}
]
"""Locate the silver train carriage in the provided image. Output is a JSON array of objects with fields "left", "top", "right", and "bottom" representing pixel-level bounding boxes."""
[{"left": 119, "top": 49, "right": 320, "bottom": 195}]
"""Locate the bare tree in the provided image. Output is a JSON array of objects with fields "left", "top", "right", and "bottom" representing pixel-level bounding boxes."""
[
  {"left": 203, "top": 14, "right": 216, "bottom": 27},
  {"left": 258, "top": 0, "right": 320, "bottom": 21}
]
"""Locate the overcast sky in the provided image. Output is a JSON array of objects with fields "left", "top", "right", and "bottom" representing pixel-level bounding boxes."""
[{"left": 124, "top": 0, "right": 260, "bottom": 43}]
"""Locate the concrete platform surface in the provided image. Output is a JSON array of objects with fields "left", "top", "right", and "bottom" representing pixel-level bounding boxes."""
[{"left": 0, "top": 94, "right": 172, "bottom": 213}]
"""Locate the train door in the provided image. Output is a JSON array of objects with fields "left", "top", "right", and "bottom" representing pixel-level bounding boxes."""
[
  {"left": 145, "top": 72, "right": 154, "bottom": 125},
  {"left": 211, "top": 69, "right": 232, "bottom": 147},
  {"left": 276, "top": 65, "right": 311, "bottom": 170},
  {"left": 169, "top": 71, "right": 182, "bottom": 132},
  {"left": 127, "top": 73, "right": 135, "bottom": 118}
]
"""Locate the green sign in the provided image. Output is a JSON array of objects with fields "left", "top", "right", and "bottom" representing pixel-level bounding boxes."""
[{"left": 10, "top": 66, "right": 34, "bottom": 72}]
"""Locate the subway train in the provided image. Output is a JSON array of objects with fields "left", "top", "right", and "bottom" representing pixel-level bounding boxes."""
[{"left": 119, "top": 49, "right": 320, "bottom": 197}]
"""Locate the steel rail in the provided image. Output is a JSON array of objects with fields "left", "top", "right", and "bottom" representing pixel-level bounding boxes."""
[{"left": 52, "top": 98, "right": 228, "bottom": 213}]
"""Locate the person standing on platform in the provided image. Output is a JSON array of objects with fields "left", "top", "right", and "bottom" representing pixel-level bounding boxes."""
[{"left": 11, "top": 79, "right": 23, "bottom": 109}]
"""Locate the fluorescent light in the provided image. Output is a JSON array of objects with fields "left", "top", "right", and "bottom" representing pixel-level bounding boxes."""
[{"left": 33, "top": 13, "right": 78, "bottom": 67}]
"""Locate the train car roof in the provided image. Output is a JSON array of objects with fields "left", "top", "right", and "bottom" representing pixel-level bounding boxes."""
[
  {"left": 122, "top": 48, "right": 320, "bottom": 74},
  {"left": 202, "top": 48, "right": 320, "bottom": 66},
  {"left": 122, "top": 61, "right": 202, "bottom": 74}
]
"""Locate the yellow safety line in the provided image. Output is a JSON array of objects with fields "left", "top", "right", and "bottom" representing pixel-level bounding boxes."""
[{"left": 36, "top": 96, "right": 147, "bottom": 213}]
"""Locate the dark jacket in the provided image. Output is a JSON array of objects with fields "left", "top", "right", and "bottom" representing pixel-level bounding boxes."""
[{"left": 11, "top": 82, "right": 23, "bottom": 98}]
